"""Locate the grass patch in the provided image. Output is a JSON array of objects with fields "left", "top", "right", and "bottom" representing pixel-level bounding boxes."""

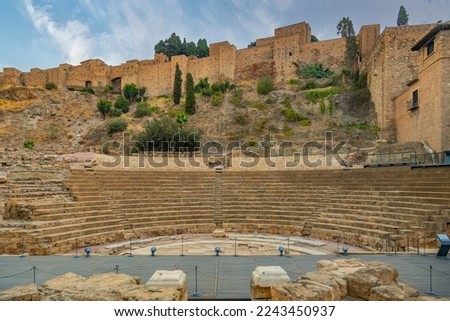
[{"left": 305, "top": 87, "right": 343, "bottom": 103}]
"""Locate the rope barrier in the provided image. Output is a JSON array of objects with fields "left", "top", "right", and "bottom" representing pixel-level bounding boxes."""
[
  {"left": 399, "top": 267, "right": 430, "bottom": 279},
  {"left": 0, "top": 268, "right": 34, "bottom": 279},
  {"left": 34, "top": 267, "right": 61, "bottom": 276}
]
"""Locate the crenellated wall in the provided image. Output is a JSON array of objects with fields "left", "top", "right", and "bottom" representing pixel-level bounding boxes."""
[{"left": 0, "top": 21, "right": 376, "bottom": 96}]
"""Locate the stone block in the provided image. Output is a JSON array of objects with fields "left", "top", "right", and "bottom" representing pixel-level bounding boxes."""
[
  {"left": 251, "top": 266, "right": 290, "bottom": 300},
  {"left": 146, "top": 270, "right": 187, "bottom": 301}
]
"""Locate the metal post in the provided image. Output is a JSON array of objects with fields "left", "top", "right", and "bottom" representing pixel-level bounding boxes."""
[
  {"left": 180, "top": 236, "right": 184, "bottom": 257},
  {"left": 287, "top": 236, "right": 290, "bottom": 257},
  {"left": 191, "top": 266, "right": 201, "bottom": 297},
  {"left": 426, "top": 265, "right": 437, "bottom": 296},
  {"left": 33, "top": 266, "right": 36, "bottom": 284},
  {"left": 74, "top": 238, "right": 79, "bottom": 258},
  {"left": 423, "top": 237, "right": 426, "bottom": 256},
  {"left": 115, "top": 265, "right": 119, "bottom": 274},
  {"left": 394, "top": 240, "right": 397, "bottom": 255},
  {"left": 234, "top": 236, "right": 237, "bottom": 257},
  {"left": 406, "top": 236, "right": 409, "bottom": 252},
  {"left": 386, "top": 238, "right": 391, "bottom": 256},
  {"left": 336, "top": 239, "right": 340, "bottom": 255}
]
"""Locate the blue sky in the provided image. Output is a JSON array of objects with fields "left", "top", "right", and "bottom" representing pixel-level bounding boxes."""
[{"left": 1, "top": 0, "right": 449, "bottom": 71}]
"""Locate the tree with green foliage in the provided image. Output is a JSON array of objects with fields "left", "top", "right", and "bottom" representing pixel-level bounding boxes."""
[
  {"left": 123, "top": 83, "right": 138, "bottom": 101},
  {"left": 196, "top": 39, "right": 209, "bottom": 58},
  {"left": 311, "top": 35, "right": 319, "bottom": 42},
  {"left": 173, "top": 63, "right": 182, "bottom": 105},
  {"left": 336, "top": 17, "right": 355, "bottom": 38},
  {"left": 155, "top": 33, "right": 209, "bottom": 59},
  {"left": 136, "top": 116, "right": 201, "bottom": 154},
  {"left": 185, "top": 73, "right": 196, "bottom": 115},
  {"left": 397, "top": 5, "right": 409, "bottom": 26},
  {"left": 247, "top": 41, "right": 256, "bottom": 48},
  {"left": 337, "top": 17, "right": 359, "bottom": 69},
  {"left": 107, "top": 118, "right": 127, "bottom": 134},
  {"left": 114, "top": 96, "right": 131, "bottom": 113},
  {"left": 97, "top": 99, "right": 112, "bottom": 119}
]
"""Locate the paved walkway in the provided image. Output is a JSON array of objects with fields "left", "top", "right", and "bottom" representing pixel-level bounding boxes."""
[{"left": 0, "top": 254, "right": 448, "bottom": 299}]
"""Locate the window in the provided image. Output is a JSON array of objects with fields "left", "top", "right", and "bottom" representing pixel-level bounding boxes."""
[
  {"left": 412, "top": 90, "right": 419, "bottom": 108},
  {"left": 426, "top": 40, "right": 435, "bottom": 56}
]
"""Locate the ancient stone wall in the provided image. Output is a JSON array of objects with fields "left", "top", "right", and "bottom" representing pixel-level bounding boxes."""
[
  {"left": 0, "top": 68, "right": 21, "bottom": 87},
  {"left": 1, "top": 21, "right": 379, "bottom": 95},
  {"left": 358, "top": 24, "right": 380, "bottom": 65},
  {"left": 364, "top": 24, "right": 436, "bottom": 140},
  {"left": 395, "top": 29, "right": 450, "bottom": 151}
]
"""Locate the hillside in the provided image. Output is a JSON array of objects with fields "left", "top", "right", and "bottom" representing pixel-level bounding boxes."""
[{"left": 0, "top": 81, "right": 423, "bottom": 164}]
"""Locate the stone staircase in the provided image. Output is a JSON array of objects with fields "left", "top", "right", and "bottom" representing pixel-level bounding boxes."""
[{"left": 0, "top": 166, "right": 449, "bottom": 255}]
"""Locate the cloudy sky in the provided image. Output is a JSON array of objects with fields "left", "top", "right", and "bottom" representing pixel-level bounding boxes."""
[{"left": 1, "top": 0, "right": 449, "bottom": 71}]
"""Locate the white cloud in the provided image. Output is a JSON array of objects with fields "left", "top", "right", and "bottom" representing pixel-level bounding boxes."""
[{"left": 24, "top": 0, "right": 93, "bottom": 64}]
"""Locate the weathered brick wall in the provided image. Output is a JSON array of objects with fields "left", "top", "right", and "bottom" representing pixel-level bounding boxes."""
[
  {"left": 395, "top": 29, "right": 450, "bottom": 152},
  {"left": 438, "top": 31, "right": 450, "bottom": 151},
  {"left": 0, "top": 68, "right": 21, "bottom": 87},
  {"left": 275, "top": 22, "right": 311, "bottom": 44},
  {"left": 235, "top": 46, "right": 274, "bottom": 82},
  {"left": 365, "top": 24, "right": 436, "bottom": 140},
  {"left": 358, "top": 24, "right": 380, "bottom": 65}
]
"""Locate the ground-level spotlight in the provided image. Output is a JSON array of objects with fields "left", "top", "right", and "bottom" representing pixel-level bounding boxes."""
[
  {"left": 215, "top": 246, "right": 220, "bottom": 256},
  {"left": 84, "top": 246, "right": 91, "bottom": 257},
  {"left": 342, "top": 246, "right": 349, "bottom": 256},
  {"left": 278, "top": 245, "right": 285, "bottom": 256},
  {"left": 151, "top": 246, "right": 157, "bottom": 256}
]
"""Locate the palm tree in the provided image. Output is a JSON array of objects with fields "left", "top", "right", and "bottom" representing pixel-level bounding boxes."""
[{"left": 337, "top": 17, "right": 355, "bottom": 38}]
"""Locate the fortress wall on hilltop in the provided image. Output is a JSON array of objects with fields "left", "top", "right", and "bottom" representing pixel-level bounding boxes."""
[
  {"left": 395, "top": 28, "right": 450, "bottom": 151},
  {"left": 364, "top": 24, "right": 436, "bottom": 141}
]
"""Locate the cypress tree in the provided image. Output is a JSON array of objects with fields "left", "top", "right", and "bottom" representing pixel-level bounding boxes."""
[
  {"left": 185, "top": 73, "right": 196, "bottom": 115},
  {"left": 397, "top": 6, "right": 409, "bottom": 26},
  {"left": 173, "top": 63, "right": 182, "bottom": 105}
]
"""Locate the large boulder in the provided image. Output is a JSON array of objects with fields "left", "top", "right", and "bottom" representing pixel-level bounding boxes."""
[
  {"left": 0, "top": 272, "right": 183, "bottom": 301},
  {"left": 345, "top": 262, "right": 398, "bottom": 300}
]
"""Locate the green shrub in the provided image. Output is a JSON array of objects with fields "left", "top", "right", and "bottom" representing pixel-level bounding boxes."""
[
  {"left": 97, "top": 99, "right": 112, "bottom": 118},
  {"left": 305, "top": 87, "right": 342, "bottom": 103},
  {"left": 256, "top": 77, "right": 274, "bottom": 95},
  {"left": 134, "top": 102, "right": 158, "bottom": 118},
  {"left": 114, "top": 96, "right": 131, "bottom": 113},
  {"left": 44, "top": 82, "right": 57, "bottom": 90},
  {"left": 296, "top": 64, "right": 333, "bottom": 79},
  {"left": 299, "top": 119, "right": 311, "bottom": 126},
  {"left": 104, "top": 84, "right": 113, "bottom": 94},
  {"left": 211, "top": 93, "right": 224, "bottom": 106},
  {"left": 136, "top": 116, "right": 202, "bottom": 153},
  {"left": 230, "top": 88, "right": 243, "bottom": 106},
  {"left": 107, "top": 118, "right": 127, "bottom": 134},
  {"left": 110, "top": 108, "right": 122, "bottom": 117},
  {"left": 23, "top": 139, "right": 35, "bottom": 149},
  {"left": 319, "top": 101, "right": 326, "bottom": 114},
  {"left": 80, "top": 87, "right": 95, "bottom": 94},
  {"left": 167, "top": 108, "right": 180, "bottom": 118},
  {"left": 211, "top": 80, "right": 231, "bottom": 93},
  {"left": 288, "top": 78, "right": 299, "bottom": 85},
  {"left": 301, "top": 81, "right": 319, "bottom": 90},
  {"left": 281, "top": 108, "right": 308, "bottom": 123}
]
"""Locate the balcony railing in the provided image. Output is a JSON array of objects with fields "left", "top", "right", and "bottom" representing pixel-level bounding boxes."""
[{"left": 407, "top": 100, "right": 419, "bottom": 111}]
